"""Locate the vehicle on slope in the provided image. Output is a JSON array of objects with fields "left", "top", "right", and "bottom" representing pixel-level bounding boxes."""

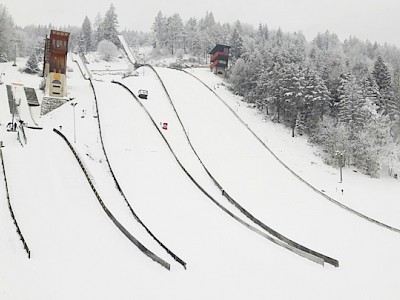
[{"left": 138, "top": 89, "right": 148, "bottom": 99}]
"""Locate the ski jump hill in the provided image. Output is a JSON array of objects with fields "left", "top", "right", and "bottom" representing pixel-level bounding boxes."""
[{"left": 2, "top": 51, "right": 400, "bottom": 299}]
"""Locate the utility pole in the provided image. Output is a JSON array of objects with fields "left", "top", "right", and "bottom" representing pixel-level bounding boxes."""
[
  {"left": 335, "top": 150, "right": 345, "bottom": 183},
  {"left": 10, "top": 39, "right": 21, "bottom": 67}
]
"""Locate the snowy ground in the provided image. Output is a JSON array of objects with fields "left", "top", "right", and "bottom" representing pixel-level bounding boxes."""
[
  {"left": 1, "top": 52, "right": 400, "bottom": 299},
  {"left": 189, "top": 67, "right": 400, "bottom": 229}
]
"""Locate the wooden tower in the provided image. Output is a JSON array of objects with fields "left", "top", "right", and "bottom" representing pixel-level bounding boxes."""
[
  {"left": 43, "top": 30, "right": 70, "bottom": 98},
  {"left": 209, "top": 44, "right": 230, "bottom": 76}
]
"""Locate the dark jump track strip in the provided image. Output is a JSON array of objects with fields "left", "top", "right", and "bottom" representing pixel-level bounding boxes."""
[
  {"left": 53, "top": 128, "right": 171, "bottom": 270},
  {"left": 112, "top": 78, "right": 338, "bottom": 267},
  {"left": 0, "top": 149, "right": 31, "bottom": 258},
  {"left": 89, "top": 78, "right": 187, "bottom": 270},
  {"left": 69, "top": 59, "right": 186, "bottom": 270}
]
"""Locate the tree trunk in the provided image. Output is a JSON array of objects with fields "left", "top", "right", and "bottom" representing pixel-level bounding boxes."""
[
  {"left": 277, "top": 107, "right": 280, "bottom": 123},
  {"left": 291, "top": 112, "right": 296, "bottom": 137}
]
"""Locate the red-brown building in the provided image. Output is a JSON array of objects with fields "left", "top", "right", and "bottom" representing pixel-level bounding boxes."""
[
  {"left": 209, "top": 44, "right": 230, "bottom": 76},
  {"left": 43, "top": 30, "right": 70, "bottom": 76},
  {"left": 43, "top": 30, "right": 70, "bottom": 98}
]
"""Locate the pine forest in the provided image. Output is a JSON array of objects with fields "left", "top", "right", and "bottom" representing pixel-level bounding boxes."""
[{"left": 1, "top": 5, "right": 400, "bottom": 177}]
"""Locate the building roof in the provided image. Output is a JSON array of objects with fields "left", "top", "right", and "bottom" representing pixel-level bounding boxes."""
[
  {"left": 209, "top": 44, "right": 231, "bottom": 55},
  {"left": 50, "top": 30, "right": 70, "bottom": 39}
]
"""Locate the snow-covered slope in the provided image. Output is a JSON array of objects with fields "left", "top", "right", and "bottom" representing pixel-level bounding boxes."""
[
  {"left": 149, "top": 66, "right": 400, "bottom": 298},
  {"left": 2, "top": 55, "right": 400, "bottom": 299},
  {"left": 91, "top": 78, "right": 321, "bottom": 298},
  {"left": 0, "top": 128, "right": 172, "bottom": 299},
  {"left": 117, "top": 67, "right": 336, "bottom": 265},
  {"left": 190, "top": 67, "right": 400, "bottom": 228}
]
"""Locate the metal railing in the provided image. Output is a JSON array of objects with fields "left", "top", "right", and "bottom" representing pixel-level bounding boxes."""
[{"left": 0, "top": 149, "right": 31, "bottom": 258}]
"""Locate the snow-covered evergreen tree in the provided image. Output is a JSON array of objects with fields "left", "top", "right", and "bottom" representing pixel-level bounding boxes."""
[
  {"left": 230, "top": 24, "right": 243, "bottom": 60},
  {"left": 24, "top": 51, "right": 39, "bottom": 74},
  {"left": 257, "top": 23, "right": 269, "bottom": 44},
  {"left": 298, "top": 68, "right": 330, "bottom": 135},
  {"left": 351, "top": 58, "right": 370, "bottom": 81},
  {"left": 152, "top": 11, "right": 167, "bottom": 48},
  {"left": 78, "top": 16, "right": 93, "bottom": 53},
  {"left": 281, "top": 63, "right": 305, "bottom": 136},
  {"left": 0, "top": 5, "right": 15, "bottom": 59},
  {"left": 93, "top": 13, "right": 104, "bottom": 48},
  {"left": 310, "top": 31, "right": 346, "bottom": 102},
  {"left": 371, "top": 56, "right": 399, "bottom": 117},
  {"left": 252, "top": 49, "right": 271, "bottom": 112},
  {"left": 166, "top": 13, "right": 183, "bottom": 55},
  {"left": 373, "top": 56, "right": 392, "bottom": 91},
  {"left": 362, "top": 76, "right": 381, "bottom": 108},
  {"left": 393, "top": 67, "right": 400, "bottom": 120},
  {"left": 394, "top": 67, "right": 400, "bottom": 97},
  {"left": 337, "top": 74, "right": 366, "bottom": 132},
  {"left": 265, "top": 62, "right": 286, "bottom": 123},
  {"left": 183, "top": 17, "right": 198, "bottom": 54},
  {"left": 103, "top": 4, "right": 120, "bottom": 47}
]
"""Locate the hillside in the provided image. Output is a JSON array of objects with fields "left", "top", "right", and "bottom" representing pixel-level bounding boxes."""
[{"left": 0, "top": 50, "right": 400, "bottom": 299}]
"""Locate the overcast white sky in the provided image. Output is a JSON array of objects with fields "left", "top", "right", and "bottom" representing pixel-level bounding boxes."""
[{"left": 3, "top": 0, "right": 400, "bottom": 47}]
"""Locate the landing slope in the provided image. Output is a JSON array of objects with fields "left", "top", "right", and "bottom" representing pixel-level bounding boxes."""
[
  {"left": 0, "top": 128, "right": 168, "bottom": 299},
  {"left": 153, "top": 66, "right": 400, "bottom": 298}
]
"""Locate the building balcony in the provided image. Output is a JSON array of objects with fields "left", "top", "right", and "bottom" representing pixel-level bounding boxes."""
[
  {"left": 210, "top": 59, "right": 228, "bottom": 69},
  {"left": 210, "top": 51, "right": 229, "bottom": 62}
]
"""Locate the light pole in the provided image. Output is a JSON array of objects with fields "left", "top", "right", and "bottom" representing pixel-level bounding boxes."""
[
  {"left": 335, "top": 150, "right": 345, "bottom": 183},
  {"left": 70, "top": 102, "right": 78, "bottom": 143},
  {"left": 10, "top": 39, "right": 21, "bottom": 67}
]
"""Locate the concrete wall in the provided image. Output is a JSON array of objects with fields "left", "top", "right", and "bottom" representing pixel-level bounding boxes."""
[{"left": 45, "top": 72, "right": 67, "bottom": 98}]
